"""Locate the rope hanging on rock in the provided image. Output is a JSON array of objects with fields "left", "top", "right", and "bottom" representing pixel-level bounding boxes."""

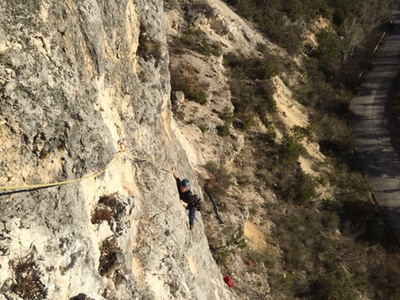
[
  {"left": 0, "top": 146, "right": 164, "bottom": 191},
  {"left": 0, "top": 121, "right": 174, "bottom": 193},
  {"left": 204, "top": 186, "right": 224, "bottom": 224},
  {"left": 0, "top": 152, "right": 123, "bottom": 192}
]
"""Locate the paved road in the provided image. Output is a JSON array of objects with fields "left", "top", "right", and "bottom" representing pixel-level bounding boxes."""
[{"left": 352, "top": 9, "right": 400, "bottom": 242}]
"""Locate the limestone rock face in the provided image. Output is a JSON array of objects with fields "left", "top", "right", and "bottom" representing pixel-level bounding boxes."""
[{"left": 0, "top": 1, "right": 233, "bottom": 299}]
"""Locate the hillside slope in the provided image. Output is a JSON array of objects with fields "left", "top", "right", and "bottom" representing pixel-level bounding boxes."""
[
  {"left": 165, "top": 0, "right": 399, "bottom": 299},
  {"left": 165, "top": 0, "right": 328, "bottom": 297}
]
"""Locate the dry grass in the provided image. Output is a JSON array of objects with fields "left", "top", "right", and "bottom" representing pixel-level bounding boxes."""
[
  {"left": 99, "top": 237, "right": 122, "bottom": 276},
  {"left": 11, "top": 253, "right": 47, "bottom": 300}
]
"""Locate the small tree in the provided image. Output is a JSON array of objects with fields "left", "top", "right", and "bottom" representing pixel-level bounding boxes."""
[
  {"left": 317, "top": 29, "right": 342, "bottom": 72},
  {"left": 295, "top": 173, "right": 316, "bottom": 203},
  {"left": 281, "top": 133, "right": 302, "bottom": 163},
  {"left": 204, "top": 161, "right": 231, "bottom": 196}
]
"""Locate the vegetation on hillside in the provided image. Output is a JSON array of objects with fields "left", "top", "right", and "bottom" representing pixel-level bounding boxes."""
[
  {"left": 219, "top": 0, "right": 399, "bottom": 299},
  {"left": 167, "top": 0, "right": 400, "bottom": 298}
]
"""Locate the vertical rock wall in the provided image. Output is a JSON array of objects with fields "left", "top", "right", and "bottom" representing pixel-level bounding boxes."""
[{"left": 0, "top": 0, "right": 233, "bottom": 299}]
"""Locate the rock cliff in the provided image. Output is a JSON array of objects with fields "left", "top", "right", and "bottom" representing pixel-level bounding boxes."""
[{"left": 0, "top": 0, "right": 234, "bottom": 299}]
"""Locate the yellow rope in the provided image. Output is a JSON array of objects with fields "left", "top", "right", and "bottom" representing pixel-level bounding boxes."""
[
  {"left": 0, "top": 148, "right": 168, "bottom": 192},
  {"left": 0, "top": 123, "right": 169, "bottom": 192},
  {"left": 0, "top": 152, "right": 123, "bottom": 192}
]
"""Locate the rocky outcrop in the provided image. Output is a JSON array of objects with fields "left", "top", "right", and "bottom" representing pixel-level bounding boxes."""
[{"left": 0, "top": 1, "right": 234, "bottom": 299}]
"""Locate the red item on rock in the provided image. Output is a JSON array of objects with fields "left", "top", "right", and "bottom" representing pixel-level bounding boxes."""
[{"left": 224, "top": 275, "right": 234, "bottom": 288}]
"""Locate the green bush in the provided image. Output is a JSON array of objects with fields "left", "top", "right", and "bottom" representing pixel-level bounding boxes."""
[
  {"left": 231, "top": 226, "right": 247, "bottom": 249},
  {"left": 217, "top": 124, "right": 230, "bottom": 137},
  {"left": 263, "top": 60, "right": 278, "bottom": 79},
  {"left": 309, "top": 274, "right": 359, "bottom": 300},
  {"left": 267, "top": 125, "right": 277, "bottom": 142},
  {"left": 267, "top": 97, "right": 278, "bottom": 113},
  {"left": 243, "top": 116, "right": 254, "bottom": 132},
  {"left": 277, "top": 168, "right": 316, "bottom": 204},
  {"left": 221, "top": 106, "right": 234, "bottom": 125},
  {"left": 292, "top": 125, "right": 311, "bottom": 140},
  {"left": 204, "top": 161, "right": 231, "bottom": 197},
  {"left": 138, "top": 23, "right": 162, "bottom": 62},
  {"left": 255, "top": 42, "right": 268, "bottom": 53},
  {"left": 0, "top": 52, "right": 11, "bottom": 67},
  {"left": 176, "top": 24, "right": 202, "bottom": 47},
  {"left": 173, "top": 24, "right": 222, "bottom": 57},
  {"left": 316, "top": 29, "right": 342, "bottom": 73},
  {"left": 205, "top": 160, "right": 219, "bottom": 173},
  {"left": 224, "top": 53, "right": 277, "bottom": 127},
  {"left": 283, "top": 239, "right": 309, "bottom": 270},
  {"left": 214, "top": 250, "right": 231, "bottom": 267},
  {"left": 197, "top": 123, "right": 209, "bottom": 133},
  {"left": 296, "top": 174, "right": 316, "bottom": 203},
  {"left": 281, "top": 133, "right": 302, "bottom": 162},
  {"left": 249, "top": 206, "right": 257, "bottom": 216},
  {"left": 181, "top": 80, "right": 208, "bottom": 104},
  {"left": 200, "top": 39, "right": 222, "bottom": 57}
]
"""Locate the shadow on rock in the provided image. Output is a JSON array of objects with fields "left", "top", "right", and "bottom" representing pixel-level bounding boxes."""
[{"left": 69, "top": 293, "right": 95, "bottom": 300}]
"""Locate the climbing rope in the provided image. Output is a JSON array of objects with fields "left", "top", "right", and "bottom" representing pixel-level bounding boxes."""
[
  {"left": 0, "top": 125, "right": 172, "bottom": 193},
  {"left": 0, "top": 150, "right": 170, "bottom": 193},
  {"left": 0, "top": 152, "right": 122, "bottom": 192}
]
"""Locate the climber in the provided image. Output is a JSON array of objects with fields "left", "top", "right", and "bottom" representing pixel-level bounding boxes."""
[{"left": 171, "top": 167, "right": 198, "bottom": 230}]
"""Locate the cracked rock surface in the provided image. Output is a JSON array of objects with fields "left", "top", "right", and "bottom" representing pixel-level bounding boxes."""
[{"left": 0, "top": 1, "right": 233, "bottom": 299}]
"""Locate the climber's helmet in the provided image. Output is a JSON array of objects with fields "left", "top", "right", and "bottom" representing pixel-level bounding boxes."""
[{"left": 180, "top": 179, "right": 191, "bottom": 191}]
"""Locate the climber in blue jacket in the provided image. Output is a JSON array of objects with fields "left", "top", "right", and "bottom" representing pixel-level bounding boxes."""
[{"left": 171, "top": 167, "right": 196, "bottom": 230}]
